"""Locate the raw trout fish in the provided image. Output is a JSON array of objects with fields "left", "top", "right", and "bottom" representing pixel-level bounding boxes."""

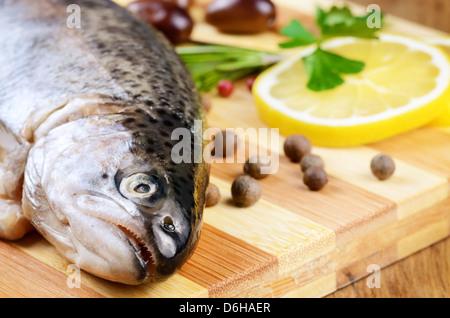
[{"left": 0, "top": 0, "right": 209, "bottom": 285}]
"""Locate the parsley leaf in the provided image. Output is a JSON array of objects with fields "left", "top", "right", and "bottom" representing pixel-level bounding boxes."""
[
  {"left": 278, "top": 5, "right": 383, "bottom": 92},
  {"left": 316, "top": 6, "right": 383, "bottom": 39},
  {"left": 279, "top": 19, "right": 318, "bottom": 48},
  {"left": 303, "top": 48, "right": 365, "bottom": 91}
]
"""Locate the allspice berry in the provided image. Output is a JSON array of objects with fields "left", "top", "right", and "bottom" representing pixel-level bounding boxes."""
[
  {"left": 283, "top": 134, "right": 312, "bottom": 163},
  {"left": 213, "top": 130, "right": 238, "bottom": 158},
  {"left": 300, "top": 153, "right": 324, "bottom": 172},
  {"left": 205, "top": 183, "right": 221, "bottom": 207},
  {"left": 231, "top": 175, "right": 262, "bottom": 207},
  {"left": 303, "top": 167, "right": 328, "bottom": 191},
  {"left": 243, "top": 156, "right": 271, "bottom": 179},
  {"left": 371, "top": 154, "right": 395, "bottom": 180}
]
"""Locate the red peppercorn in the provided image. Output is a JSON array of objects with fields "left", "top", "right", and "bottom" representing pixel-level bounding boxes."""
[
  {"left": 217, "top": 80, "right": 234, "bottom": 97},
  {"left": 246, "top": 76, "right": 256, "bottom": 91}
]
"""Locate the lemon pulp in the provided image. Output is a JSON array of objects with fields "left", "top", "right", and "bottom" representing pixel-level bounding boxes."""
[{"left": 253, "top": 34, "right": 450, "bottom": 147}]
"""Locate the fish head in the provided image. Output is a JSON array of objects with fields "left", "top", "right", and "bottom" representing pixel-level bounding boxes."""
[{"left": 23, "top": 109, "right": 208, "bottom": 285}]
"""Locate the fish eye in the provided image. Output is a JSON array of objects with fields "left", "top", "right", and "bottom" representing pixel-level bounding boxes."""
[
  {"left": 119, "top": 173, "right": 164, "bottom": 207},
  {"left": 123, "top": 173, "right": 158, "bottom": 198},
  {"left": 134, "top": 184, "right": 151, "bottom": 194},
  {"left": 162, "top": 216, "right": 175, "bottom": 232}
]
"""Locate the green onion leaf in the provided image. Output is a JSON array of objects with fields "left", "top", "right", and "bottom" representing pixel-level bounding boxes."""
[{"left": 176, "top": 44, "right": 284, "bottom": 92}]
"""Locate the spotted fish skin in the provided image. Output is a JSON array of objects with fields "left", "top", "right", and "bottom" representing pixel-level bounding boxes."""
[
  {"left": 0, "top": 0, "right": 209, "bottom": 284},
  {"left": 0, "top": 0, "right": 200, "bottom": 135}
]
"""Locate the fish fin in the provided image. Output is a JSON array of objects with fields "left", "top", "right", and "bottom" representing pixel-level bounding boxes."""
[
  {"left": 0, "top": 198, "right": 33, "bottom": 240},
  {"left": 0, "top": 121, "right": 22, "bottom": 151},
  {"left": 0, "top": 122, "right": 29, "bottom": 199}
]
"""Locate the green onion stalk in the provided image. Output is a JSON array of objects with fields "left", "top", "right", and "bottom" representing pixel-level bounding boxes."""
[{"left": 175, "top": 44, "right": 284, "bottom": 92}]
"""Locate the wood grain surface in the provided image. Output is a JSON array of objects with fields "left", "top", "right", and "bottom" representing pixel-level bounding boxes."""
[
  {"left": 0, "top": 0, "right": 448, "bottom": 298},
  {"left": 327, "top": 237, "right": 450, "bottom": 298}
]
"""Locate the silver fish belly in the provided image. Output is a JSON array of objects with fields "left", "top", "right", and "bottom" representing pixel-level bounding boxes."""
[{"left": 0, "top": 0, "right": 209, "bottom": 285}]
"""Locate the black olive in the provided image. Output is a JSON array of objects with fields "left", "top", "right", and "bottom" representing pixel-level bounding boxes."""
[
  {"left": 205, "top": 0, "right": 276, "bottom": 34},
  {"left": 127, "top": 0, "right": 194, "bottom": 44}
]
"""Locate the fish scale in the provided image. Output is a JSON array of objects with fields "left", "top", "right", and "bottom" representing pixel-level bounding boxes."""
[
  {"left": 0, "top": 0, "right": 209, "bottom": 285},
  {"left": 0, "top": 0, "right": 200, "bottom": 136}
]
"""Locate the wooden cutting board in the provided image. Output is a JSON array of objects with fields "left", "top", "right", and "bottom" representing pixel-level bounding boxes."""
[{"left": 1, "top": 0, "right": 449, "bottom": 298}]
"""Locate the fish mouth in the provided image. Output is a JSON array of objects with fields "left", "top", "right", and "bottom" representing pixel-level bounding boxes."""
[{"left": 118, "top": 225, "right": 156, "bottom": 279}]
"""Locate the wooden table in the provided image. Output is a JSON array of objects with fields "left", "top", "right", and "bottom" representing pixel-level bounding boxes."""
[
  {"left": 351, "top": 0, "right": 450, "bottom": 34},
  {"left": 329, "top": 0, "right": 450, "bottom": 298},
  {"left": 327, "top": 236, "right": 449, "bottom": 297}
]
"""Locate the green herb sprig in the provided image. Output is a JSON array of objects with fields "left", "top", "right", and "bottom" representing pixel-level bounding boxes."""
[
  {"left": 279, "top": 6, "right": 384, "bottom": 91},
  {"left": 176, "top": 45, "right": 284, "bottom": 92}
]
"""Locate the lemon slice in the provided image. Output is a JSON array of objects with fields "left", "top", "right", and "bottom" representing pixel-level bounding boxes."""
[
  {"left": 423, "top": 35, "right": 450, "bottom": 53},
  {"left": 421, "top": 36, "right": 450, "bottom": 126},
  {"left": 253, "top": 34, "right": 450, "bottom": 147}
]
